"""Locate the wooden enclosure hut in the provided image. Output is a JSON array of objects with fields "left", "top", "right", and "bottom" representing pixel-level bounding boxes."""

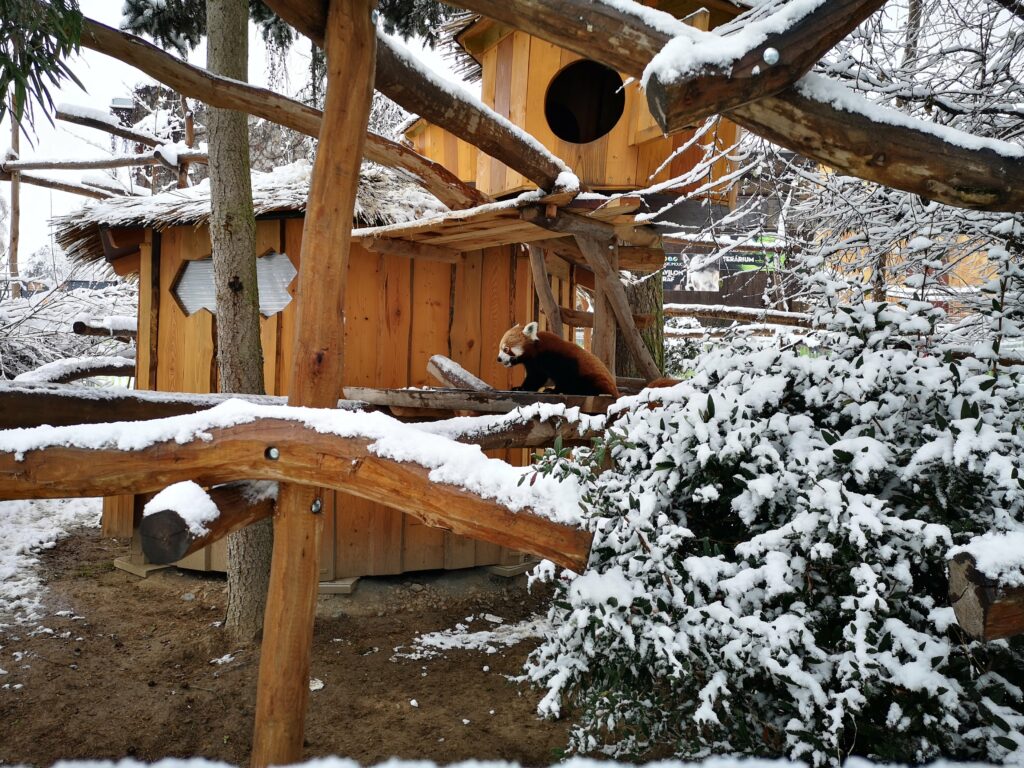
[{"left": 53, "top": 162, "right": 547, "bottom": 582}]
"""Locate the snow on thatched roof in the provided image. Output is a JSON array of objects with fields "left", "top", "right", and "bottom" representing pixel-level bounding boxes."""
[{"left": 53, "top": 161, "right": 448, "bottom": 265}]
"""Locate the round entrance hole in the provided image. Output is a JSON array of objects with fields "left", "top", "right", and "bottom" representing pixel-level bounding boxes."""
[{"left": 544, "top": 59, "right": 625, "bottom": 144}]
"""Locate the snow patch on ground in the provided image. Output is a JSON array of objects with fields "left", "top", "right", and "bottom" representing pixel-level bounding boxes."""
[
  {"left": 0, "top": 498, "right": 102, "bottom": 625},
  {"left": 392, "top": 615, "right": 549, "bottom": 661}
]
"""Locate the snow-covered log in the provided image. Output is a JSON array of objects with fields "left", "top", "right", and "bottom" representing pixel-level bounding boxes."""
[
  {"left": 139, "top": 481, "right": 277, "bottom": 565},
  {"left": 427, "top": 355, "right": 493, "bottom": 391},
  {"left": 12, "top": 356, "right": 136, "bottom": 384},
  {"left": 72, "top": 314, "right": 138, "bottom": 342},
  {"left": 75, "top": 16, "right": 484, "bottom": 210},
  {"left": 442, "top": 0, "right": 1024, "bottom": 212},
  {"left": 949, "top": 535, "right": 1024, "bottom": 641},
  {"left": 261, "top": 0, "right": 577, "bottom": 194},
  {"left": 0, "top": 382, "right": 358, "bottom": 430},
  {"left": 56, "top": 105, "right": 162, "bottom": 148},
  {"left": 664, "top": 303, "right": 813, "bottom": 327},
  {"left": 0, "top": 169, "right": 120, "bottom": 199},
  {"left": 1, "top": 150, "right": 208, "bottom": 172},
  {"left": 0, "top": 404, "right": 593, "bottom": 570},
  {"left": 644, "top": 0, "right": 886, "bottom": 133}
]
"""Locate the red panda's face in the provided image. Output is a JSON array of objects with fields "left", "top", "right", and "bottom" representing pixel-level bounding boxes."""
[{"left": 497, "top": 322, "right": 539, "bottom": 367}]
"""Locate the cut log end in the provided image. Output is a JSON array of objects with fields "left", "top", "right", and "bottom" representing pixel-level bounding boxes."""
[
  {"left": 949, "top": 553, "right": 1024, "bottom": 641},
  {"left": 139, "top": 509, "right": 193, "bottom": 564}
]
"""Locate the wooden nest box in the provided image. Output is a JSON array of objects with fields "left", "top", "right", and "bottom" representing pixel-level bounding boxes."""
[{"left": 405, "top": 0, "right": 743, "bottom": 200}]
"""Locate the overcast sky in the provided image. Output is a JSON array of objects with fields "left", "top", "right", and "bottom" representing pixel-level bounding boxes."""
[{"left": 1, "top": 1, "right": 457, "bottom": 260}]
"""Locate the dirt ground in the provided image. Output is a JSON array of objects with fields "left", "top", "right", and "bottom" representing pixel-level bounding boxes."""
[{"left": 0, "top": 527, "right": 570, "bottom": 767}]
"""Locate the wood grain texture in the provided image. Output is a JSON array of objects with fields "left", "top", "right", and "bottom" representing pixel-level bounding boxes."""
[
  {"left": 251, "top": 0, "right": 377, "bottom": 763},
  {"left": 0, "top": 418, "right": 593, "bottom": 572},
  {"left": 646, "top": 0, "right": 887, "bottom": 133}
]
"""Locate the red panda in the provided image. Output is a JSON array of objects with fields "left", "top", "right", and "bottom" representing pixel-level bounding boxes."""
[{"left": 497, "top": 322, "right": 619, "bottom": 397}]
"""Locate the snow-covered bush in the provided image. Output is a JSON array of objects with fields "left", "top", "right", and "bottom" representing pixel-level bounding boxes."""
[{"left": 525, "top": 303, "right": 1024, "bottom": 766}]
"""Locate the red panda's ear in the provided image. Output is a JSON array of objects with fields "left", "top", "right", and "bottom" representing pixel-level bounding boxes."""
[{"left": 523, "top": 321, "right": 539, "bottom": 340}]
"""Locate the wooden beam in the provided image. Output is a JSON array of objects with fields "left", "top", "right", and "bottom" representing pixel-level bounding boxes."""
[
  {"left": 443, "top": 0, "right": 1024, "bottom": 212},
  {"left": 75, "top": 15, "right": 484, "bottom": 210},
  {"left": 645, "top": 0, "right": 887, "bottom": 133},
  {"left": 361, "top": 237, "right": 461, "bottom": 263},
  {"left": 55, "top": 106, "right": 162, "bottom": 147},
  {"left": 251, "top": 0, "right": 377, "bottom": 762},
  {"left": 260, "top": 0, "right": 574, "bottom": 193},
  {"left": 528, "top": 245, "right": 563, "bottom": 337},
  {"left": 72, "top": 318, "right": 138, "bottom": 342},
  {"left": 15, "top": 357, "right": 137, "bottom": 384},
  {"left": 0, "top": 382, "right": 359, "bottom": 430},
  {"left": 140, "top": 481, "right": 276, "bottom": 565},
  {"left": 374, "top": 38, "right": 570, "bottom": 193},
  {"left": 1, "top": 150, "right": 208, "bottom": 172},
  {"left": 949, "top": 553, "right": 1024, "bottom": 641},
  {"left": 0, "top": 418, "right": 593, "bottom": 573},
  {"left": 732, "top": 87, "right": 1024, "bottom": 212},
  {"left": 664, "top": 302, "right": 812, "bottom": 327},
  {"left": 0, "top": 169, "right": 119, "bottom": 199},
  {"left": 560, "top": 306, "right": 654, "bottom": 329}
]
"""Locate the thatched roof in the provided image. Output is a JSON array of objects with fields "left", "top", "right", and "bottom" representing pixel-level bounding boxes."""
[{"left": 53, "top": 161, "right": 448, "bottom": 265}]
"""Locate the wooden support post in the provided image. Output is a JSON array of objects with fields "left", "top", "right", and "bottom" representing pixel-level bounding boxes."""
[
  {"left": 8, "top": 99, "right": 20, "bottom": 299},
  {"left": 528, "top": 245, "right": 563, "bottom": 337},
  {"left": 572, "top": 235, "right": 661, "bottom": 381},
  {"left": 590, "top": 246, "right": 616, "bottom": 373},
  {"left": 250, "top": 0, "right": 376, "bottom": 764}
]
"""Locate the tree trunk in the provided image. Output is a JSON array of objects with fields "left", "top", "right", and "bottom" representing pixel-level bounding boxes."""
[
  {"left": 9, "top": 90, "right": 21, "bottom": 299},
  {"left": 615, "top": 272, "right": 664, "bottom": 379},
  {"left": 206, "top": 0, "right": 272, "bottom": 645}
]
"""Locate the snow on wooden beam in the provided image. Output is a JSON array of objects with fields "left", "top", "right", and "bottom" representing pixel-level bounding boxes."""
[
  {"left": 427, "top": 355, "right": 493, "bottom": 391},
  {"left": 664, "top": 303, "right": 813, "bottom": 327},
  {"left": 345, "top": 386, "right": 614, "bottom": 415},
  {"left": 949, "top": 552, "right": 1024, "bottom": 641},
  {"left": 0, "top": 415, "right": 593, "bottom": 572},
  {"left": 0, "top": 169, "right": 120, "bottom": 199},
  {"left": 13, "top": 356, "right": 136, "bottom": 385},
  {"left": 72, "top": 315, "right": 138, "bottom": 342},
  {"left": 76, "top": 16, "right": 484, "bottom": 211},
  {"left": 0, "top": 382, "right": 359, "bottom": 430},
  {"left": 260, "top": 0, "right": 575, "bottom": 193},
  {"left": 0, "top": 382, "right": 600, "bottom": 449},
  {"left": 139, "top": 481, "right": 277, "bottom": 565},
  {"left": 733, "top": 83, "right": 1024, "bottom": 212},
  {"left": 56, "top": 106, "right": 162, "bottom": 148},
  {"left": 644, "top": 0, "right": 886, "bottom": 133},
  {"left": 444, "top": 0, "right": 1024, "bottom": 212},
  {"left": 1, "top": 150, "right": 208, "bottom": 173}
]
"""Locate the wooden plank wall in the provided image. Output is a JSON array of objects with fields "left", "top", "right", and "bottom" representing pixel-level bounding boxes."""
[{"left": 137, "top": 218, "right": 534, "bottom": 578}]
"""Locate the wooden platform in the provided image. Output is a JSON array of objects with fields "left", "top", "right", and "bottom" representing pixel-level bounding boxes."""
[
  {"left": 352, "top": 193, "right": 652, "bottom": 254},
  {"left": 343, "top": 386, "right": 616, "bottom": 415}
]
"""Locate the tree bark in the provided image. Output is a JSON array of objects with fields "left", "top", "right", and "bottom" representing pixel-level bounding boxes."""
[
  {"left": 615, "top": 272, "right": 663, "bottom": 379},
  {"left": 9, "top": 88, "right": 21, "bottom": 299},
  {"left": 206, "top": 0, "right": 272, "bottom": 646}
]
